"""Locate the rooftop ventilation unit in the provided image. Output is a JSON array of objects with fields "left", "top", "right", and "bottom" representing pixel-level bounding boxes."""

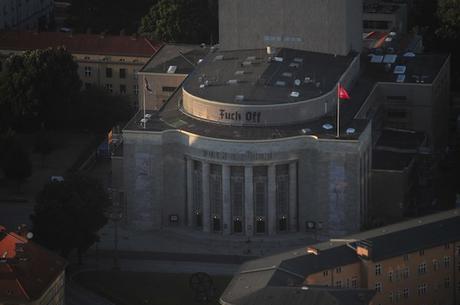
[
  {"left": 346, "top": 128, "right": 356, "bottom": 135},
  {"left": 274, "top": 57, "right": 284, "bottom": 62},
  {"left": 242, "top": 61, "right": 252, "bottom": 66},
  {"left": 322, "top": 123, "right": 333, "bottom": 130},
  {"left": 304, "top": 77, "right": 313, "bottom": 84},
  {"left": 383, "top": 54, "right": 397, "bottom": 64},
  {"left": 293, "top": 57, "right": 303, "bottom": 63},
  {"left": 167, "top": 65, "right": 177, "bottom": 74},
  {"left": 246, "top": 56, "right": 256, "bottom": 61},
  {"left": 290, "top": 91, "right": 300, "bottom": 98},
  {"left": 140, "top": 118, "right": 149, "bottom": 124},
  {"left": 234, "top": 95, "right": 245, "bottom": 102},
  {"left": 214, "top": 55, "right": 224, "bottom": 61},
  {"left": 403, "top": 52, "right": 416, "bottom": 58},
  {"left": 393, "top": 65, "right": 406, "bottom": 74},
  {"left": 282, "top": 72, "right": 293, "bottom": 77},
  {"left": 301, "top": 128, "right": 311, "bottom": 134},
  {"left": 396, "top": 74, "right": 406, "bottom": 83},
  {"left": 370, "top": 55, "right": 384, "bottom": 63},
  {"left": 289, "top": 62, "right": 300, "bottom": 68},
  {"left": 227, "top": 79, "right": 239, "bottom": 85},
  {"left": 144, "top": 114, "right": 152, "bottom": 119},
  {"left": 197, "top": 59, "right": 203, "bottom": 64},
  {"left": 275, "top": 80, "right": 286, "bottom": 86},
  {"left": 384, "top": 37, "right": 393, "bottom": 42},
  {"left": 235, "top": 70, "right": 245, "bottom": 75}
]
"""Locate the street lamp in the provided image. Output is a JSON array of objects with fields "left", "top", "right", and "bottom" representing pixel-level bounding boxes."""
[{"left": 106, "top": 205, "right": 123, "bottom": 270}]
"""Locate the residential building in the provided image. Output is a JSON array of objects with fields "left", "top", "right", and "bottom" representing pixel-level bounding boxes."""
[
  {"left": 0, "top": 0, "right": 54, "bottom": 30},
  {"left": 0, "top": 31, "right": 161, "bottom": 105},
  {"left": 0, "top": 225, "right": 67, "bottom": 305},
  {"left": 220, "top": 209, "right": 460, "bottom": 305}
]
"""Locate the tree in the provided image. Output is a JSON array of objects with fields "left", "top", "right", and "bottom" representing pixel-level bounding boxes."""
[
  {"left": 0, "top": 47, "right": 81, "bottom": 130},
  {"left": 139, "top": 0, "right": 218, "bottom": 44},
  {"left": 31, "top": 175, "right": 110, "bottom": 263},
  {"left": 436, "top": 0, "right": 460, "bottom": 40},
  {"left": 73, "top": 86, "right": 134, "bottom": 132},
  {"left": 1, "top": 141, "right": 32, "bottom": 192}
]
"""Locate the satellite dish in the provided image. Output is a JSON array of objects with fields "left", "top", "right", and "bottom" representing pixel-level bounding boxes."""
[{"left": 26, "top": 232, "right": 34, "bottom": 239}]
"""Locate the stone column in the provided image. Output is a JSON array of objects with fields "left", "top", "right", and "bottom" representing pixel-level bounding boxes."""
[
  {"left": 289, "top": 162, "right": 298, "bottom": 232},
  {"left": 202, "top": 162, "right": 211, "bottom": 233},
  {"left": 244, "top": 166, "right": 254, "bottom": 236},
  {"left": 222, "top": 165, "right": 231, "bottom": 235},
  {"left": 186, "top": 158, "right": 193, "bottom": 227},
  {"left": 267, "top": 164, "right": 277, "bottom": 235}
]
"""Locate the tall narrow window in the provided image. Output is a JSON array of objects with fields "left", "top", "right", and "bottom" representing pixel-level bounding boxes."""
[
  {"left": 106, "top": 67, "right": 113, "bottom": 78},
  {"left": 230, "top": 167, "right": 244, "bottom": 233},
  {"left": 210, "top": 164, "right": 222, "bottom": 232},
  {"left": 253, "top": 166, "right": 267, "bottom": 234},
  {"left": 193, "top": 161, "right": 203, "bottom": 227},
  {"left": 119, "top": 68, "right": 126, "bottom": 79},
  {"left": 276, "top": 164, "right": 289, "bottom": 232}
]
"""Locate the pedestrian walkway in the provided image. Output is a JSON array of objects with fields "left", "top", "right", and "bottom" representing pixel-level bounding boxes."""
[{"left": 95, "top": 222, "right": 319, "bottom": 258}]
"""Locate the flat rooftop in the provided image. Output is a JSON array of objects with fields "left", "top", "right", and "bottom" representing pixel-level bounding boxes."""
[{"left": 183, "top": 48, "right": 356, "bottom": 105}]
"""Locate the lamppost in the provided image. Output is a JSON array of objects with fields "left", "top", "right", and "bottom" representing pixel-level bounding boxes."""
[{"left": 106, "top": 204, "right": 123, "bottom": 270}]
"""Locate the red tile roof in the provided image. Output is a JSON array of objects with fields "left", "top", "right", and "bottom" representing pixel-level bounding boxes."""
[
  {"left": 0, "top": 228, "right": 67, "bottom": 303},
  {"left": 0, "top": 31, "right": 162, "bottom": 57}
]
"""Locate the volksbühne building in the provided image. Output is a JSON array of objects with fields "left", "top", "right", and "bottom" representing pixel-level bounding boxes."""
[{"left": 111, "top": 0, "right": 450, "bottom": 237}]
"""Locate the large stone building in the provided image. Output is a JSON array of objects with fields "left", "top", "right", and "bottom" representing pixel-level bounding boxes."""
[
  {"left": 0, "top": 225, "right": 67, "bottom": 305},
  {"left": 112, "top": 0, "right": 450, "bottom": 237},
  {"left": 220, "top": 209, "right": 460, "bottom": 305},
  {"left": 0, "top": 31, "right": 161, "bottom": 105}
]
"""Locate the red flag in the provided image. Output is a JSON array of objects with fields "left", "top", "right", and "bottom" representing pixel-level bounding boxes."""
[{"left": 338, "top": 84, "right": 350, "bottom": 100}]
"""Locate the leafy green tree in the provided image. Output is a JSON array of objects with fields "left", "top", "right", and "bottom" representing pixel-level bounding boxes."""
[
  {"left": 1, "top": 140, "right": 32, "bottom": 192},
  {"left": 31, "top": 175, "right": 110, "bottom": 263},
  {"left": 73, "top": 87, "right": 134, "bottom": 132},
  {"left": 0, "top": 47, "right": 81, "bottom": 130},
  {"left": 139, "top": 0, "right": 218, "bottom": 44},
  {"left": 436, "top": 0, "right": 460, "bottom": 40}
]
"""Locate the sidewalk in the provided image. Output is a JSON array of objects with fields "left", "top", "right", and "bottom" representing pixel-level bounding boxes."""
[{"left": 95, "top": 222, "right": 318, "bottom": 258}]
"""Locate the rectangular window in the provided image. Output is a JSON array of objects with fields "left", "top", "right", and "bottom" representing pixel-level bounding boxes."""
[
  {"left": 402, "top": 267, "right": 409, "bottom": 279},
  {"left": 120, "top": 84, "right": 126, "bottom": 94},
  {"left": 403, "top": 288, "right": 409, "bottom": 298},
  {"left": 417, "top": 283, "right": 427, "bottom": 296},
  {"left": 210, "top": 164, "right": 223, "bottom": 218},
  {"left": 105, "top": 83, "right": 113, "bottom": 93},
  {"left": 388, "top": 271, "right": 393, "bottom": 282},
  {"left": 336, "top": 267, "right": 342, "bottom": 273},
  {"left": 162, "top": 86, "right": 177, "bottom": 92},
  {"left": 84, "top": 66, "right": 91, "bottom": 77},
  {"left": 335, "top": 280, "right": 342, "bottom": 288},
  {"left": 375, "top": 282, "right": 382, "bottom": 293},
  {"left": 106, "top": 68, "right": 112, "bottom": 78},
  {"left": 133, "top": 69, "right": 138, "bottom": 80},
  {"left": 444, "top": 256, "right": 450, "bottom": 268},
  {"left": 375, "top": 264, "right": 382, "bottom": 276},
  {"left": 133, "top": 84, "right": 139, "bottom": 95},
  {"left": 445, "top": 243, "right": 450, "bottom": 249},
  {"left": 323, "top": 271, "right": 328, "bottom": 277},
  {"left": 433, "top": 259, "right": 439, "bottom": 271},
  {"left": 351, "top": 277, "right": 358, "bottom": 288},
  {"left": 419, "top": 249, "right": 425, "bottom": 256},
  {"left": 403, "top": 254, "right": 409, "bottom": 261},
  {"left": 84, "top": 83, "right": 91, "bottom": 90},
  {"left": 119, "top": 68, "right": 126, "bottom": 79},
  {"left": 418, "top": 262, "right": 427, "bottom": 275},
  {"left": 445, "top": 277, "right": 450, "bottom": 288},
  {"left": 192, "top": 161, "right": 203, "bottom": 226}
]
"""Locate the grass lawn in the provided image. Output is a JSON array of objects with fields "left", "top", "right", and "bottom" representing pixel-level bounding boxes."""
[{"left": 74, "top": 271, "right": 232, "bottom": 305}]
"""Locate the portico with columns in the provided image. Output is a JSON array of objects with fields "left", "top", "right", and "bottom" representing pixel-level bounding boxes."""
[{"left": 185, "top": 157, "right": 298, "bottom": 236}]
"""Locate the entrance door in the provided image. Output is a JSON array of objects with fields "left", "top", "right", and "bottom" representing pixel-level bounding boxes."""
[
  {"left": 256, "top": 219, "right": 265, "bottom": 234},
  {"left": 233, "top": 219, "right": 242, "bottom": 233},
  {"left": 213, "top": 217, "right": 221, "bottom": 232}
]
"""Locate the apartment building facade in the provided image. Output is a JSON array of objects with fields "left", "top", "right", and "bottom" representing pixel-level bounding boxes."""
[
  {"left": 0, "top": 31, "right": 161, "bottom": 105},
  {"left": 221, "top": 209, "right": 460, "bottom": 305}
]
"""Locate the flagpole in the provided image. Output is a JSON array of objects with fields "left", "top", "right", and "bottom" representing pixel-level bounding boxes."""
[
  {"left": 336, "top": 84, "right": 340, "bottom": 138},
  {"left": 143, "top": 79, "right": 146, "bottom": 129}
]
